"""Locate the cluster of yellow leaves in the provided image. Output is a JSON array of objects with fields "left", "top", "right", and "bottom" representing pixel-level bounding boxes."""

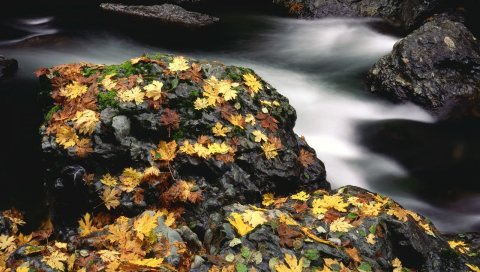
[
  {"left": 59, "top": 81, "right": 88, "bottom": 100},
  {"left": 102, "top": 74, "right": 117, "bottom": 90},
  {"left": 72, "top": 109, "right": 99, "bottom": 135},
  {"left": 243, "top": 73, "right": 263, "bottom": 96},
  {"left": 119, "top": 168, "right": 144, "bottom": 192},
  {"left": 212, "top": 122, "right": 231, "bottom": 137},
  {"left": 55, "top": 125, "right": 79, "bottom": 148},
  {"left": 194, "top": 76, "right": 239, "bottom": 110},
  {"left": 448, "top": 240, "right": 470, "bottom": 254},
  {"left": 261, "top": 141, "right": 279, "bottom": 160},
  {"left": 42, "top": 249, "right": 68, "bottom": 271},
  {"left": 118, "top": 86, "right": 145, "bottom": 105},
  {"left": 228, "top": 210, "right": 267, "bottom": 237},
  {"left": 311, "top": 194, "right": 349, "bottom": 216},
  {"left": 290, "top": 191, "right": 310, "bottom": 201},
  {"left": 179, "top": 139, "right": 233, "bottom": 159}
]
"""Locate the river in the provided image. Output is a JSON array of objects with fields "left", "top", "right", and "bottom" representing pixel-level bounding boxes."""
[{"left": 1, "top": 7, "right": 479, "bottom": 232}]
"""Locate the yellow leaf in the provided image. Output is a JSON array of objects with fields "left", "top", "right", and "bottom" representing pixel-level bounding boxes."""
[
  {"left": 16, "top": 267, "right": 29, "bottom": 272},
  {"left": 290, "top": 191, "right": 310, "bottom": 201},
  {"left": 118, "top": 86, "right": 145, "bottom": 105},
  {"left": 55, "top": 125, "right": 79, "bottom": 149},
  {"left": 179, "top": 140, "right": 196, "bottom": 155},
  {"left": 329, "top": 218, "right": 353, "bottom": 233},
  {"left": 387, "top": 207, "right": 409, "bottom": 222},
  {"left": 366, "top": 233, "right": 376, "bottom": 245},
  {"left": 275, "top": 254, "right": 303, "bottom": 272},
  {"left": 98, "top": 250, "right": 120, "bottom": 263},
  {"left": 312, "top": 194, "right": 349, "bottom": 216},
  {"left": 42, "top": 250, "right": 68, "bottom": 271},
  {"left": 67, "top": 253, "right": 76, "bottom": 271},
  {"left": 227, "top": 114, "right": 245, "bottom": 129},
  {"left": 241, "top": 210, "right": 267, "bottom": 228},
  {"left": 262, "top": 193, "right": 275, "bottom": 207},
  {"left": 133, "top": 212, "right": 159, "bottom": 241},
  {"left": 243, "top": 73, "right": 262, "bottom": 95},
  {"left": 228, "top": 212, "right": 254, "bottom": 237},
  {"left": 144, "top": 166, "right": 161, "bottom": 177},
  {"left": 17, "top": 233, "right": 33, "bottom": 246},
  {"left": 361, "top": 202, "right": 383, "bottom": 217},
  {"left": 0, "top": 235, "right": 16, "bottom": 253},
  {"left": 261, "top": 142, "right": 278, "bottom": 160},
  {"left": 102, "top": 187, "right": 121, "bottom": 210},
  {"left": 278, "top": 213, "right": 299, "bottom": 226},
  {"left": 152, "top": 140, "right": 177, "bottom": 162},
  {"left": 168, "top": 56, "right": 189, "bottom": 72},
  {"left": 301, "top": 227, "right": 336, "bottom": 246},
  {"left": 208, "top": 142, "right": 231, "bottom": 155},
  {"left": 119, "top": 167, "right": 144, "bottom": 192},
  {"left": 78, "top": 213, "right": 96, "bottom": 237},
  {"left": 212, "top": 122, "right": 231, "bottom": 137},
  {"left": 448, "top": 240, "right": 469, "bottom": 254},
  {"left": 252, "top": 130, "right": 268, "bottom": 143},
  {"left": 101, "top": 173, "right": 118, "bottom": 187},
  {"left": 129, "top": 258, "right": 164, "bottom": 268},
  {"left": 194, "top": 143, "right": 211, "bottom": 159},
  {"left": 392, "top": 258, "right": 403, "bottom": 272},
  {"left": 194, "top": 97, "right": 210, "bottom": 110},
  {"left": 217, "top": 79, "right": 238, "bottom": 101},
  {"left": 419, "top": 221, "right": 435, "bottom": 237},
  {"left": 467, "top": 264, "right": 480, "bottom": 272},
  {"left": 144, "top": 80, "right": 163, "bottom": 101},
  {"left": 59, "top": 81, "right": 88, "bottom": 100},
  {"left": 245, "top": 113, "right": 256, "bottom": 125},
  {"left": 72, "top": 109, "right": 99, "bottom": 135},
  {"left": 102, "top": 74, "right": 117, "bottom": 91}
]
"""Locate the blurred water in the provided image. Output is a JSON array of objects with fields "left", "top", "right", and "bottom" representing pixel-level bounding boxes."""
[{"left": 1, "top": 14, "right": 479, "bottom": 232}]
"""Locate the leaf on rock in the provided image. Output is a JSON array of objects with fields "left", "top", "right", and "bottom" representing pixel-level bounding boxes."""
[
  {"left": 102, "top": 187, "right": 121, "bottom": 210},
  {"left": 252, "top": 130, "right": 268, "bottom": 143},
  {"left": 144, "top": 80, "right": 163, "bottom": 101},
  {"left": 168, "top": 56, "right": 189, "bottom": 72},
  {"left": 160, "top": 109, "right": 180, "bottom": 131},
  {"left": 78, "top": 213, "right": 96, "bottom": 237},
  {"left": 228, "top": 213, "right": 254, "bottom": 237},
  {"left": 151, "top": 140, "right": 178, "bottom": 162},
  {"left": 212, "top": 122, "right": 231, "bottom": 137},
  {"left": 72, "top": 109, "right": 99, "bottom": 135},
  {"left": 129, "top": 258, "right": 164, "bottom": 268},
  {"left": 117, "top": 87, "right": 145, "bottom": 105},
  {"left": 241, "top": 210, "right": 267, "bottom": 228},
  {"left": 133, "top": 212, "right": 159, "bottom": 241},
  {"left": 275, "top": 254, "right": 303, "bottom": 272},
  {"left": 298, "top": 149, "right": 315, "bottom": 168},
  {"left": 262, "top": 193, "right": 275, "bottom": 207},
  {"left": 42, "top": 250, "right": 68, "bottom": 271},
  {"left": 55, "top": 125, "right": 79, "bottom": 149},
  {"left": 329, "top": 218, "right": 353, "bottom": 233},
  {"left": 256, "top": 113, "right": 279, "bottom": 132},
  {"left": 290, "top": 191, "right": 310, "bottom": 202},
  {"left": 243, "top": 73, "right": 262, "bottom": 96},
  {"left": 312, "top": 194, "right": 349, "bottom": 216},
  {"left": 119, "top": 168, "right": 144, "bottom": 192},
  {"left": 261, "top": 142, "right": 278, "bottom": 160},
  {"left": 59, "top": 81, "right": 88, "bottom": 100},
  {"left": 101, "top": 173, "right": 118, "bottom": 187}
]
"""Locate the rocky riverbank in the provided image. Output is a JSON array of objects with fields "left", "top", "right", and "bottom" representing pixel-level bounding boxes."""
[{"left": 0, "top": 55, "right": 479, "bottom": 271}]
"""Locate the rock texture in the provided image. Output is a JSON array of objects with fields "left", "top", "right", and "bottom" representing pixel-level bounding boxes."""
[
  {"left": 100, "top": 3, "right": 219, "bottom": 27},
  {"left": 273, "top": 0, "right": 449, "bottom": 31},
  {"left": 0, "top": 56, "right": 18, "bottom": 79},
  {"left": 366, "top": 16, "right": 480, "bottom": 115}
]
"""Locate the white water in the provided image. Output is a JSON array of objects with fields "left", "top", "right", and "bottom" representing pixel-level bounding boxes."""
[{"left": 3, "top": 16, "right": 480, "bottom": 232}]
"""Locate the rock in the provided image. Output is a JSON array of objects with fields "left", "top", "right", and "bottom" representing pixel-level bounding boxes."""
[
  {"left": 0, "top": 56, "right": 18, "bottom": 79},
  {"left": 99, "top": 3, "right": 219, "bottom": 27},
  {"left": 366, "top": 16, "right": 480, "bottom": 116},
  {"left": 272, "top": 0, "right": 452, "bottom": 31},
  {"left": 36, "top": 54, "right": 329, "bottom": 230}
]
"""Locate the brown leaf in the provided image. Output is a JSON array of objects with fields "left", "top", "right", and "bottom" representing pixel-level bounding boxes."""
[
  {"left": 298, "top": 149, "right": 315, "bottom": 168},
  {"left": 277, "top": 223, "right": 304, "bottom": 248},
  {"left": 345, "top": 247, "right": 362, "bottom": 263},
  {"left": 179, "top": 63, "right": 203, "bottom": 83},
  {"left": 197, "top": 135, "right": 211, "bottom": 145},
  {"left": 160, "top": 108, "right": 180, "bottom": 132},
  {"left": 268, "top": 136, "right": 283, "bottom": 149},
  {"left": 293, "top": 202, "right": 308, "bottom": 214},
  {"left": 324, "top": 209, "right": 343, "bottom": 223},
  {"left": 256, "top": 113, "right": 279, "bottom": 132},
  {"left": 219, "top": 104, "right": 236, "bottom": 120},
  {"left": 133, "top": 188, "right": 145, "bottom": 205}
]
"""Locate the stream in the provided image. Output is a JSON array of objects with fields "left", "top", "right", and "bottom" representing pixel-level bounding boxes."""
[{"left": 1, "top": 7, "right": 479, "bottom": 233}]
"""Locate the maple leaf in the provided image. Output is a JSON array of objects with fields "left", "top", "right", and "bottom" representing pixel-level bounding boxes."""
[
  {"left": 59, "top": 81, "right": 88, "bottom": 100},
  {"left": 102, "top": 187, "right": 121, "bottom": 210},
  {"left": 194, "top": 98, "right": 210, "bottom": 110},
  {"left": 102, "top": 74, "right": 117, "bottom": 91},
  {"left": 312, "top": 194, "right": 349, "bottom": 216},
  {"left": 160, "top": 109, "right": 180, "bottom": 132},
  {"left": 119, "top": 168, "right": 144, "bottom": 192},
  {"left": 241, "top": 210, "right": 267, "bottom": 228},
  {"left": 277, "top": 223, "right": 303, "bottom": 248},
  {"left": 134, "top": 212, "right": 159, "bottom": 241},
  {"left": 0, "top": 235, "right": 16, "bottom": 253},
  {"left": 101, "top": 173, "right": 118, "bottom": 187},
  {"left": 144, "top": 166, "right": 161, "bottom": 178},
  {"left": 298, "top": 149, "right": 315, "bottom": 168},
  {"left": 72, "top": 109, "right": 99, "bottom": 135},
  {"left": 118, "top": 87, "right": 145, "bottom": 105},
  {"left": 193, "top": 143, "right": 211, "bottom": 159},
  {"left": 366, "top": 233, "right": 376, "bottom": 245},
  {"left": 208, "top": 142, "right": 231, "bottom": 155},
  {"left": 387, "top": 207, "right": 409, "bottom": 222},
  {"left": 179, "top": 140, "right": 196, "bottom": 155},
  {"left": 345, "top": 247, "right": 362, "bottom": 263},
  {"left": 467, "top": 264, "right": 480, "bottom": 272},
  {"left": 179, "top": 62, "right": 203, "bottom": 83},
  {"left": 392, "top": 258, "right": 403, "bottom": 272},
  {"left": 168, "top": 56, "right": 189, "bottom": 72},
  {"left": 151, "top": 140, "right": 177, "bottom": 162},
  {"left": 144, "top": 80, "right": 163, "bottom": 101},
  {"left": 262, "top": 193, "right": 275, "bottom": 207},
  {"left": 55, "top": 125, "right": 79, "bottom": 149},
  {"left": 129, "top": 258, "right": 164, "bottom": 268},
  {"left": 361, "top": 202, "right": 383, "bottom": 217},
  {"left": 79, "top": 213, "right": 97, "bottom": 237},
  {"left": 212, "top": 122, "right": 231, "bottom": 137},
  {"left": 228, "top": 212, "right": 254, "bottom": 237},
  {"left": 419, "top": 221, "right": 435, "bottom": 236},
  {"left": 252, "top": 130, "right": 268, "bottom": 143},
  {"left": 76, "top": 138, "right": 93, "bottom": 158},
  {"left": 256, "top": 113, "right": 279, "bottom": 132},
  {"left": 290, "top": 191, "right": 310, "bottom": 201},
  {"left": 245, "top": 113, "right": 256, "bottom": 125},
  {"left": 329, "top": 218, "right": 353, "bottom": 233},
  {"left": 261, "top": 142, "right": 278, "bottom": 160},
  {"left": 448, "top": 240, "right": 469, "bottom": 254},
  {"left": 218, "top": 82, "right": 238, "bottom": 101},
  {"left": 42, "top": 250, "right": 68, "bottom": 271},
  {"left": 275, "top": 254, "right": 303, "bottom": 272},
  {"left": 243, "top": 73, "right": 263, "bottom": 95},
  {"left": 98, "top": 250, "right": 120, "bottom": 263}
]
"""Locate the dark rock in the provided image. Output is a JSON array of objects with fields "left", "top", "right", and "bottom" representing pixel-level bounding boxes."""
[
  {"left": 273, "top": 0, "right": 453, "bottom": 31},
  {"left": 0, "top": 56, "right": 18, "bottom": 79},
  {"left": 99, "top": 3, "right": 219, "bottom": 27},
  {"left": 366, "top": 16, "right": 480, "bottom": 116}
]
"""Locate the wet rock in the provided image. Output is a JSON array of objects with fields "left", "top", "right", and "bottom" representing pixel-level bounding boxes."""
[
  {"left": 99, "top": 3, "right": 219, "bottom": 27},
  {"left": 366, "top": 16, "right": 480, "bottom": 116},
  {"left": 272, "top": 0, "right": 452, "bottom": 31},
  {"left": 0, "top": 56, "right": 18, "bottom": 79}
]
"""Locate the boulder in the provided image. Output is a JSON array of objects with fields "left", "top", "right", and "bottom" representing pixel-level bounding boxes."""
[
  {"left": 99, "top": 3, "right": 219, "bottom": 27},
  {"left": 272, "top": 0, "right": 451, "bottom": 31},
  {"left": 36, "top": 55, "right": 328, "bottom": 229},
  {"left": 0, "top": 56, "right": 18, "bottom": 79},
  {"left": 366, "top": 16, "right": 480, "bottom": 115}
]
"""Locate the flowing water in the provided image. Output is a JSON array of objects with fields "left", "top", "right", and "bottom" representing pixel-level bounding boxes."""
[{"left": 1, "top": 9, "right": 479, "bottom": 232}]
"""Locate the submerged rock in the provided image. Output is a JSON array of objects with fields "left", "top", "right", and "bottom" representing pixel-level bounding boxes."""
[
  {"left": 0, "top": 56, "right": 18, "bottom": 79},
  {"left": 100, "top": 3, "right": 219, "bottom": 27},
  {"left": 366, "top": 16, "right": 480, "bottom": 116},
  {"left": 272, "top": 0, "right": 450, "bottom": 31}
]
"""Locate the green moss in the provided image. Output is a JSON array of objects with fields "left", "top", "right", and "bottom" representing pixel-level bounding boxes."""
[
  {"left": 304, "top": 249, "right": 320, "bottom": 261},
  {"left": 98, "top": 91, "right": 118, "bottom": 110},
  {"left": 82, "top": 67, "right": 99, "bottom": 77},
  {"left": 44, "top": 105, "right": 61, "bottom": 123},
  {"left": 103, "top": 60, "right": 138, "bottom": 77}
]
